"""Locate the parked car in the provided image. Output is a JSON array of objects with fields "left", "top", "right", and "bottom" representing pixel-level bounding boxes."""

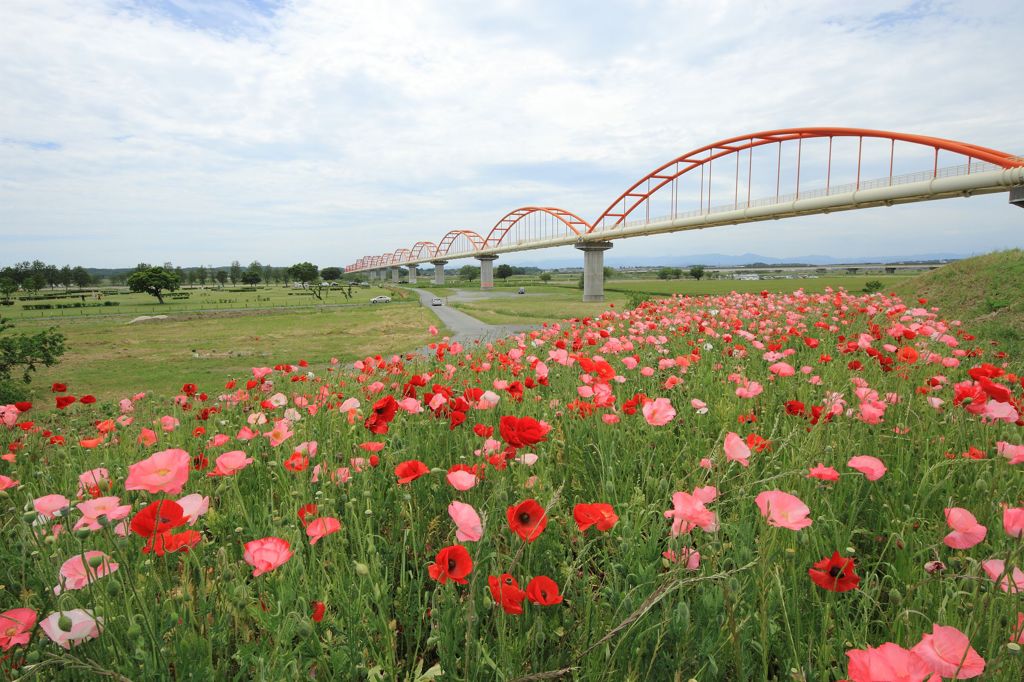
[
  {"left": 517, "top": 287, "right": 526, "bottom": 294},
  {"left": 370, "top": 296, "right": 391, "bottom": 304},
  {"left": 431, "top": 297, "right": 443, "bottom": 306}
]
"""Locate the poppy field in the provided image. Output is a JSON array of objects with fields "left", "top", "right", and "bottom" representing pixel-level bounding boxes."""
[{"left": 1, "top": 287, "right": 1023, "bottom": 680}]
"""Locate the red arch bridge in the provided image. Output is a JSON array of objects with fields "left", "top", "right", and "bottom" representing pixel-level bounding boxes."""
[{"left": 345, "top": 127, "right": 1024, "bottom": 302}]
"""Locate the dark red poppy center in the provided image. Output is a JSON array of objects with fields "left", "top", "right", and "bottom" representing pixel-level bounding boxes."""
[
  {"left": 447, "top": 559, "right": 456, "bottom": 572},
  {"left": 829, "top": 566, "right": 843, "bottom": 578},
  {"left": 518, "top": 512, "right": 531, "bottom": 525}
]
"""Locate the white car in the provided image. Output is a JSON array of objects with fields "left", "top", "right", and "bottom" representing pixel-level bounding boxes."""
[
  {"left": 431, "top": 297, "right": 443, "bottom": 306},
  {"left": 370, "top": 295, "right": 391, "bottom": 304}
]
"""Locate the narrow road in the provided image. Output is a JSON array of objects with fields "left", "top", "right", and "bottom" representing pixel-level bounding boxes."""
[{"left": 406, "top": 288, "right": 539, "bottom": 347}]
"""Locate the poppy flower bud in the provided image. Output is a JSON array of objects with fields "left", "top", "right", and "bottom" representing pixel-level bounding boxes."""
[
  {"left": 372, "top": 584, "right": 381, "bottom": 600},
  {"left": 127, "top": 623, "right": 143, "bottom": 638},
  {"left": 26, "top": 649, "right": 40, "bottom": 664},
  {"left": 87, "top": 554, "right": 106, "bottom": 569},
  {"left": 21, "top": 511, "right": 37, "bottom": 523},
  {"left": 44, "top": 534, "right": 57, "bottom": 544},
  {"left": 75, "top": 527, "right": 92, "bottom": 540},
  {"left": 58, "top": 613, "right": 74, "bottom": 632},
  {"left": 1008, "top": 643, "right": 1021, "bottom": 655},
  {"left": 354, "top": 562, "right": 369, "bottom": 576},
  {"left": 296, "top": 620, "right": 313, "bottom": 638}
]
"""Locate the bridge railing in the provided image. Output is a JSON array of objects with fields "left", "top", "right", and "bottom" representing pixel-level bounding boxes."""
[{"left": 608, "top": 161, "right": 1002, "bottom": 231}]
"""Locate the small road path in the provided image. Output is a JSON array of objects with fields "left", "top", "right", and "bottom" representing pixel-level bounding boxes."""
[{"left": 406, "top": 288, "right": 539, "bottom": 347}]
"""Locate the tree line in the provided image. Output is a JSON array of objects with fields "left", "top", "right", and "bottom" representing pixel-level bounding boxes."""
[{"left": 0, "top": 261, "right": 94, "bottom": 298}]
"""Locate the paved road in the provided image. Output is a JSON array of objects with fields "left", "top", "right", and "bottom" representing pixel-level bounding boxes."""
[{"left": 407, "top": 288, "right": 538, "bottom": 349}]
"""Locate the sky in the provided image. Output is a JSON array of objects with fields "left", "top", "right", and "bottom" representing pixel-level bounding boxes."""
[{"left": 2, "top": 0, "right": 1023, "bottom": 269}]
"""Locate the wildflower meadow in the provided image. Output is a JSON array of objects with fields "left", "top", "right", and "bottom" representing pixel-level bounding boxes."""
[{"left": 1, "top": 288, "right": 1022, "bottom": 680}]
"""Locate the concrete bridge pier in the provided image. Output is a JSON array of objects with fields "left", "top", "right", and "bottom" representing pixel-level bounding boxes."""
[
  {"left": 431, "top": 260, "right": 448, "bottom": 285},
  {"left": 408, "top": 267, "right": 417, "bottom": 284},
  {"left": 368, "top": 269, "right": 376, "bottom": 281},
  {"left": 576, "top": 241, "right": 613, "bottom": 302},
  {"left": 392, "top": 267, "right": 401, "bottom": 283},
  {"left": 1011, "top": 185, "right": 1024, "bottom": 209},
  {"left": 477, "top": 254, "right": 498, "bottom": 289}
]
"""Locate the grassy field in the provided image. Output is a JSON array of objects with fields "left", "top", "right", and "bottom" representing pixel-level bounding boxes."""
[
  {"left": 891, "top": 248, "right": 1023, "bottom": 353},
  {"left": 448, "top": 275, "right": 910, "bottom": 326},
  {"left": 2, "top": 282, "right": 399, "bottom": 321},
  {"left": 14, "top": 302, "right": 441, "bottom": 403}
]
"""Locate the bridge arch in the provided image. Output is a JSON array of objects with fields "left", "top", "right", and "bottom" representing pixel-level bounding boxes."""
[
  {"left": 483, "top": 207, "right": 590, "bottom": 248},
  {"left": 436, "top": 229, "right": 485, "bottom": 257},
  {"left": 410, "top": 241, "right": 439, "bottom": 260},
  {"left": 590, "top": 127, "right": 1024, "bottom": 231}
]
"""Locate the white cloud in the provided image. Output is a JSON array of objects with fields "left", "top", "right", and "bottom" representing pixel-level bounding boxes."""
[{"left": 1, "top": 0, "right": 1022, "bottom": 268}]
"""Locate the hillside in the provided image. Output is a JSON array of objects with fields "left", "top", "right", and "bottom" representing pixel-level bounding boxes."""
[{"left": 891, "top": 248, "right": 1023, "bottom": 353}]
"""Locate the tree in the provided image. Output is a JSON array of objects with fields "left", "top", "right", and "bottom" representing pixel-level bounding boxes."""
[
  {"left": 22, "top": 273, "right": 46, "bottom": 295},
  {"left": 241, "top": 271, "right": 261, "bottom": 287},
  {"left": 72, "top": 266, "right": 92, "bottom": 288},
  {"left": 657, "top": 267, "right": 673, "bottom": 280},
  {"left": 458, "top": 265, "right": 480, "bottom": 281},
  {"left": 196, "top": 266, "right": 208, "bottom": 286},
  {"left": 0, "top": 277, "right": 16, "bottom": 302},
  {"left": 603, "top": 266, "right": 616, "bottom": 281},
  {"left": 215, "top": 271, "right": 228, "bottom": 287},
  {"left": 495, "top": 264, "right": 515, "bottom": 280},
  {"left": 229, "top": 261, "right": 242, "bottom": 285},
  {"left": 688, "top": 265, "right": 706, "bottom": 280},
  {"left": 289, "top": 262, "right": 319, "bottom": 288},
  {"left": 59, "top": 265, "right": 73, "bottom": 289},
  {"left": 127, "top": 266, "right": 180, "bottom": 303},
  {"left": 0, "top": 316, "right": 66, "bottom": 403},
  {"left": 321, "top": 267, "right": 342, "bottom": 281},
  {"left": 539, "top": 272, "right": 552, "bottom": 283}
]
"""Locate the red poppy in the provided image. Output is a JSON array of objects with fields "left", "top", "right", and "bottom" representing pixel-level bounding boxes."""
[
  {"left": 14, "top": 401, "right": 31, "bottom": 412},
  {"left": 488, "top": 573, "right": 527, "bottom": 614},
  {"left": 395, "top": 459, "right": 429, "bottom": 484},
  {"left": 473, "top": 423, "right": 494, "bottom": 438},
  {"left": 55, "top": 396, "right": 76, "bottom": 410},
  {"left": 506, "top": 499, "right": 548, "bottom": 542},
  {"left": 358, "top": 441, "right": 385, "bottom": 452},
  {"left": 311, "top": 601, "right": 326, "bottom": 622},
  {"left": 130, "top": 500, "right": 186, "bottom": 538},
  {"left": 283, "top": 451, "right": 309, "bottom": 472},
  {"left": 49, "top": 435, "right": 65, "bottom": 446},
  {"left": 181, "top": 383, "right": 198, "bottom": 396},
  {"left": 785, "top": 401, "right": 806, "bottom": 417},
  {"left": 51, "top": 383, "right": 67, "bottom": 393},
  {"left": 525, "top": 575, "right": 563, "bottom": 606},
  {"left": 192, "top": 454, "right": 209, "bottom": 471},
  {"left": 808, "top": 552, "right": 860, "bottom": 592},
  {"left": 144, "top": 529, "right": 202, "bottom": 556},
  {"left": 573, "top": 503, "right": 618, "bottom": 532},
  {"left": 364, "top": 395, "right": 398, "bottom": 435},
  {"left": 498, "top": 415, "right": 550, "bottom": 449},
  {"left": 297, "top": 503, "right": 318, "bottom": 527},
  {"left": 80, "top": 395, "right": 96, "bottom": 404},
  {"left": 427, "top": 544, "right": 472, "bottom": 585}
]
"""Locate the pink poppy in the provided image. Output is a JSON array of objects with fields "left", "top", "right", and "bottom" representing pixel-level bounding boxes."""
[
  {"left": 137, "top": 428, "right": 158, "bottom": 446},
  {"left": 1004, "top": 506, "right": 1024, "bottom": 538},
  {"left": 159, "top": 415, "right": 180, "bottom": 432},
  {"left": 176, "top": 493, "right": 210, "bottom": 524},
  {"left": 690, "top": 398, "right": 708, "bottom": 414},
  {"left": 641, "top": 397, "right": 675, "bottom": 426},
  {"left": 76, "top": 468, "right": 110, "bottom": 497},
  {"left": 847, "top": 455, "right": 887, "bottom": 481},
  {"left": 33, "top": 494, "right": 70, "bottom": 519},
  {"left": 911, "top": 624, "right": 985, "bottom": 679},
  {"left": 845, "top": 642, "right": 933, "bottom": 681},
  {"left": 448, "top": 501, "right": 483, "bottom": 542},
  {"left": 768, "top": 362, "right": 795, "bottom": 377},
  {"left": 264, "top": 419, "right": 294, "bottom": 447},
  {"left": 0, "top": 474, "right": 18, "bottom": 491},
  {"left": 943, "top": 508, "right": 987, "bottom": 549},
  {"left": 662, "top": 547, "right": 701, "bottom": 570},
  {"left": 39, "top": 610, "right": 102, "bottom": 650},
  {"left": 446, "top": 469, "right": 477, "bottom": 491},
  {"left": 236, "top": 426, "right": 258, "bottom": 441},
  {"left": 243, "top": 537, "right": 292, "bottom": 577},
  {"left": 755, "top": 491, "right": 813, "bottom": 530},
  {"left": 54, "top": 551, "right": 118, "bottom": 594},
  {"left": 125, "top": 448, "right": 190, "bottom": 494},
  {"left": 664, "top": 488, "right": 718, "bottom": 536},
  {"left": 0, "top": 608, "right": 37, "bottom": 650},
  {"left": 996, "top": 441, "right": 1024, "bottom": 465},
  {"left": 208, "top": 450, "right": 253, "bottom": 477},
  {"left": 207, "top": 433, "right": 231, "bottom": 448},
  {"left": 306, "top": 517, "right": 342, "bottom": 545},
  {"left": 74, "top": 497, "right": 132, "bottom": 531},
  {"left": 981, "top": 559, "right": 1024, "bottom": 593},
  {"left": 723, "top": 432, "right": 751, "bottom": 467},
  {"left": 807, "top": 464, "right": 839, "bottom": 482}
]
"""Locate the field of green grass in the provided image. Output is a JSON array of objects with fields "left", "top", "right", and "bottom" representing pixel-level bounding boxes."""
[{"left": 13, "top": 302, "right": 442, "bottom": 404}]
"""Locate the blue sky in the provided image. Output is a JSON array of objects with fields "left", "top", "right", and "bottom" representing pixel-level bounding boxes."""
[{"left": 1, "top": 0, "right": 1023, "bottom": 268}]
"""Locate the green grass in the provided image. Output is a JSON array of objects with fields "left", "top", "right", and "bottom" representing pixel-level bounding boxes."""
[
  {"left": 891, "top": 249, "right": 1024, "bottom": 355},
  {"left": 451, "top": 290, "right": 630, "bottom": 324},
  {"left": 603, "top": 274, "right": 910, "bottom": 296},
  {"left": 14, "top": 303, "right": 443, "bottom": 403},
  {"left": 1, "top": 283, "right": 395, "bottom": 321}
]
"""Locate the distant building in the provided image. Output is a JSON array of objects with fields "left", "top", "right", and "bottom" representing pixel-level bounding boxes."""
[{"left": 733, "top": 273, "right": 760, "bottom": 281}]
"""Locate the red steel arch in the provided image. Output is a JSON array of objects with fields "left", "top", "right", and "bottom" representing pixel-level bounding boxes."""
[
  {"left": 436, "top": 229, "right": 485, "bottom": 256},
  {"left": 590, "top": 127, "right": 1024, "bottom": 231},
  {"left": 482, "top": 207, "right": 591, "bottom": 247},
  {"left": 393, "top": 248, "right": 413, "bottom": 264},
  {"left": 411, "top": 241, "right": 439, "bottom": 260}
]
